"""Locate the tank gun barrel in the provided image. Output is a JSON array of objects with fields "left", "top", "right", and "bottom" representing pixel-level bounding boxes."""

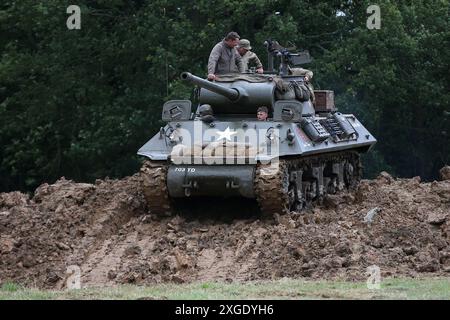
[{"left": 181, "top": 72, "right": 239, "bottom": 101}]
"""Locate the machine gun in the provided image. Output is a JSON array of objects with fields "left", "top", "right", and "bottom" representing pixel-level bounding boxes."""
[{"left": 263, "top": 39, "right": 312, "bottom": 76}]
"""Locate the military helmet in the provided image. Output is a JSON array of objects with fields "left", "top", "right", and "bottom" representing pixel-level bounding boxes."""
[
  {"left": 238, "top": 39, "right": 252, "bottom": 50},
  {"left": 198, "top": 104, "right": 213, "bottom": 116}
]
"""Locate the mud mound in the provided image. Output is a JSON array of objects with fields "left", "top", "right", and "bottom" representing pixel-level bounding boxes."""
[
  {"left": 440, "top": 165, "right": 450, "bottom": 181},
  {"left": 0, "top": 176, "right": 145, "bottom": 288},
  {"left": 0, "top": 172, "right": 449, "bottom": 288}
]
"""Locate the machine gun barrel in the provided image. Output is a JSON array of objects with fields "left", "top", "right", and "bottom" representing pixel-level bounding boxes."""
[{"left": 181, "top": 72, "right": 239, "bottom": 101}]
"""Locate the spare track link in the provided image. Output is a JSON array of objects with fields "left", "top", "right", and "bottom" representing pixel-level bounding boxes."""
[
  {"left": 140, "top": 160, "right": 172, "bottom": 216},
  {"left": 255, "top": 151, "right": 362, "bottom": 217}
]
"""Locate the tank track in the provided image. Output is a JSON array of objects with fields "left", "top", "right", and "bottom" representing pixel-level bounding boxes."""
[
  {"left": 141, "top": 152, "right": 361, "bottom": 218},
  {"left": 255, "top": 151, "right": 362, "bottom": 217},
  {"left": 140, "top": 160, "right": 173, "bottom": 216},
  {"left": 254, "top": 160, "right": 291, "bottom": 216}
]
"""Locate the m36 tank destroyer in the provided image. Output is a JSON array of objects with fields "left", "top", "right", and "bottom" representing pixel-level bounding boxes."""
[{"left": 138, "top": 40, "right": 376, "bottom": 217}]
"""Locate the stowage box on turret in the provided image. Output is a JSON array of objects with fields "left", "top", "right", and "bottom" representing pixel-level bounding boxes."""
[{"left": 138, "top": 40, "right": 376, "bottom": 217}]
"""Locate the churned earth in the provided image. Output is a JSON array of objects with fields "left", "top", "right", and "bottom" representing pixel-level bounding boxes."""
[{"left": 0, "top": 167, "right": 449, "bottom": 289}]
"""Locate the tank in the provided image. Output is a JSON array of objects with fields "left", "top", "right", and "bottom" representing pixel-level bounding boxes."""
[{"left": 138, "top": 41, "right": 376, "bottom": 217}]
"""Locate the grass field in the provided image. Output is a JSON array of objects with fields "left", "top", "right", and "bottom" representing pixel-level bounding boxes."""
[{"left": 0, "top": 277, "right": 449, "bottom": 300}]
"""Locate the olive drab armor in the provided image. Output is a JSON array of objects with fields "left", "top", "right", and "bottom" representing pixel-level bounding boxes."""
[{"left": 138, "top": 40, "right": 376, "bottom": 217}]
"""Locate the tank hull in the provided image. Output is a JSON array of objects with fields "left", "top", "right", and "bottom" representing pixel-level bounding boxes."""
[
  {"left": 138, "top": 71, "right": 376, "bottom": 217},
  {"left": 137, "top": 116, "right": 376, "bottom": 162},
  {"left": 167, "top": 165, "right": 255, "bottom": 198},
  {"left": 138, "top": 114, "right": 375, "bottom": 215}
]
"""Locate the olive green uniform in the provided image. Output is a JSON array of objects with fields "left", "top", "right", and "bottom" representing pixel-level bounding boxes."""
[
  {"left": 288, "top": 67, "right": 313, "bottom": 79},
  {"left": 241, "top": 51, "right": 263, "bottom": 72},
  {"left": 208, "top": 40, "right": 244, "bottom": 75}
]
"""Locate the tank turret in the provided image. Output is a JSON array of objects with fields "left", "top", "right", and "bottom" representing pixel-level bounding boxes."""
[
  {"left": 181, "top": 72, "right": 240, "bottom": 101},
  {"left": 181, "top": 72, "right": 275, "bottom": 114}
]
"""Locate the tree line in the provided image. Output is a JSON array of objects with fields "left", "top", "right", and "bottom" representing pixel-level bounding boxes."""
[{"left": 0, "top": 0, "right": 449, "bottom": 192}]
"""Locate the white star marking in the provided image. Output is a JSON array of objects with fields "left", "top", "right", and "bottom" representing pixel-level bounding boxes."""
[{"left": 216, "top": 127, "right": 237, "bottom": 141}]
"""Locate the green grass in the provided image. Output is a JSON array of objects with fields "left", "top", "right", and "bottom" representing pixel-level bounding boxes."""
[
  {"left": 0, "top": 277, "right": 449, "bottom": 300},
  {"left": 1, "top": 282, "right": 23, "bottom": 292}
]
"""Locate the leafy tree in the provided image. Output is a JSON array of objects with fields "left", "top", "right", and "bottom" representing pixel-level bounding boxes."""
[{"left": 0, "top": 0, "right": 448, "bottom": 192}]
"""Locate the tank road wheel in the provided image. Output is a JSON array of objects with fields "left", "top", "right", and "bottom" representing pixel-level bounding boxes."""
[
  {"left": 140, "top": 160, "right": 172, "bottom": 217},
  {"left": 255, "top": 152, "right": 362, "bottom": 219},
  {"left": 344, "top": 152, "right": 362, "bottom": 189},
  {"left": 254, "top": 160, "right": 290, "bottom": 217},
  {"left": 286, "top": 162, "right": 306, "bottom": 212}
]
